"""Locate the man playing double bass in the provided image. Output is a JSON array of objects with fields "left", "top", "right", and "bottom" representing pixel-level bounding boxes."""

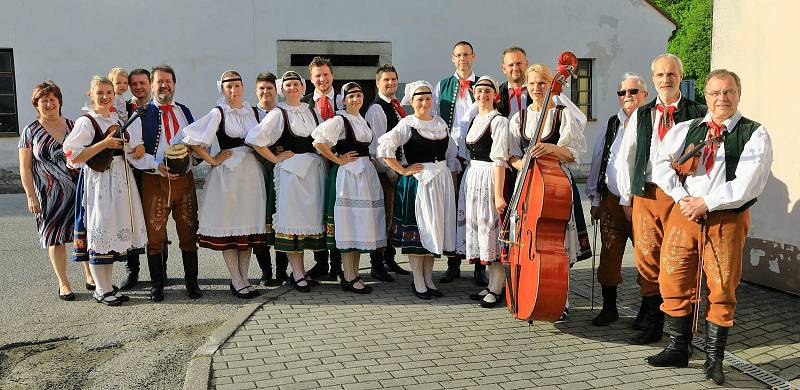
[
  {"left": 646, "top": 69, "right": 772, "bottom": 385},
  {"left": 615, "top": 53, "right": 706, "bottom": 344}
]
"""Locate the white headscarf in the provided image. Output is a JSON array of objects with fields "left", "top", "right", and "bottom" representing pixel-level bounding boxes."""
[
  {"left": 473, "top": 75, "right": 500, "bottom": 94},
  {"left": 335, "top": 82, "right": 362, "bottom": 109},
  {"left": 216, "top": 72, "right": 244, "bottom": 106},
  {"left": 400, "top": 80, "right": 434, "bottom": 106}
]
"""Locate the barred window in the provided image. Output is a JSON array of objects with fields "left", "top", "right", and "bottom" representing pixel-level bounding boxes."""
[
  {"left": 0, "top": 49, "right": 17, "bottom": 133},
  {"left": 570, "top": 58, "right": 594, "bottom": 120}
]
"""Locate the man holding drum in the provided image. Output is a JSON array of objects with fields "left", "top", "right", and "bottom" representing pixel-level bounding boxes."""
[{"left": 129, "top": 64, "right": 201, "bottom": 302}]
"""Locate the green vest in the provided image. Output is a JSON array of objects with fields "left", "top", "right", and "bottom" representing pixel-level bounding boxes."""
[
  {"left": 682, "top": 116, "right": 761, "bottom": 211},
  {"left": 438, "top": 75, "right": 475, "bottom": 130},
  {"left": 631, "top": 97, "right": 707, "bottom": 196}
]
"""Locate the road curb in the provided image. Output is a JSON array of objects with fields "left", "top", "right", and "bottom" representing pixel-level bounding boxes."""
[{"left": 182, "top": 284, "right": 293, "bottom": 390}]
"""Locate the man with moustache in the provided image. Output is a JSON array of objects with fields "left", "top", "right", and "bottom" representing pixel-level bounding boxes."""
[
  {"left": 119, "top": 67, "right": 153, "bottom": 290},
  {"left": 301, "top": 56, "right": 343, "bottom": 282},
  {"left": 586, "top": 73, "right": 649, "bottom": 326},
  {"left": 365, "top": 64, "right": 411, "bottom": 282},
  {"left": 432, "top": 41, "right": 485, "bottom": 285},
  {"left": 251, "top": 72, "right": 289, "bottom": 286},
  {"left": 615, "top": 54, "right": 707, "bottom": 344},
  {"left": 646, "top": 69, "right": 771, "bottom": 385},
  {"left": 128, "top": 64, "right": 201, "bottom": 302},
  {"left": 496, "top": 47, "right": 530, "bottom": 119}
]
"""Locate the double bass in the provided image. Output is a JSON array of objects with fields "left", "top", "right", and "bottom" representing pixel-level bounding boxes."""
[{"left": 500, "top": 52, "right": 577, "bottom": 322}]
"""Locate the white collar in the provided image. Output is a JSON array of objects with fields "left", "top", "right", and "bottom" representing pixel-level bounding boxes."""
[
  {"left": 702, "top": 110, "right": 742, "bottom": 130},
  {"left": 453, "top": 72, "right": 477, "bottom": 82},
  {"left": 313, "top": 89, "right": 335, "bottom": 102},
  {"left": 656, "top": 92, "right": 682, "bottom": 108},
  {"left": 378, "top": 92, "right": 396, "bottom": 103}
]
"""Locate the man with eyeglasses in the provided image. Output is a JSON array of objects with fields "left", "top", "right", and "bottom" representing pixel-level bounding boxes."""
[
  {"left": 646, "top": 69, "right": 772, "bottom": 385},
  {"left": 586, "top": 72, "right": 649, "bottom": 327},
  {"left": 615, "top": 53, "right": 707, "bottom": 345},
  {"left": 432, "top": 41, "right": 485, "bottom": 286}
]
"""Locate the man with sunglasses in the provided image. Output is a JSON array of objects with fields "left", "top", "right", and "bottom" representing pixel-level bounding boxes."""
[
  {"left": 586, "top": 73, "right": 649, "bottom": 326},
  {"left": 615, "top": 53, "right": 707, "bottom": 345}
]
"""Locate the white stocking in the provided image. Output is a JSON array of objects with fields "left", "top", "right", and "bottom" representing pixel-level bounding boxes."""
[
  {"left": 288, "top": 252, "right": 307, "bottom": 287},
  {"left": 409, "top": 255, "right": 426, "bottom": 292},
  {"left": 238, "top": 249, "right": 252, "bottom": 290},
  {"left": 342, "top": 252, "right": 355, "bottom": 282},
  {"left": 423, "top": 255, "right": 436, "bottom": 290},
  {"left": 224, "top": 249, "right": 246, "bottom": 291},
  {"left": 483, "top": 262, "right": 506, "bottom": 303},
  {"left": 89, "top": 263, "right": 113, "bottom": 295}
]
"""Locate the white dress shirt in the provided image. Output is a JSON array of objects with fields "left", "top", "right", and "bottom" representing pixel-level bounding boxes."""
[
  {"left": 433, "top": 72, "right": 476, "bottom": 160},
  {"left": 129, "top": 102, "right": 191, "bottom": 172},
  {"left": 586, "top": 108, "right": 630, "bottom": 207}
]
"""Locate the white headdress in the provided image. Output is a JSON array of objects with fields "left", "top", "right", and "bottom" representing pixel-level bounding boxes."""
[
  {"left": 473, "top": 75, "right": 500, "bottom": 94},
  {"left": 400, "top": 80, "right": 433, "bottom": 106},
  {"left": 335, "top": 82, "right": 363, "bottom": 108}
]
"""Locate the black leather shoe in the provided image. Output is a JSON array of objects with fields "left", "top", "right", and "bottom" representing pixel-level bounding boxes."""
[
  {"left": 58, "top": 289, "right": 75, "bottom": 301},
  {"left": 469, "top": 289, "right": 489, "bottom": 301},
  {"left": 290, "top": 276, "right": 312, "bottom": 293},
  {"left": 230, "top": 284, "right": 258, "bottom": 299},
  {"left": 85, "top": 282, "right": 96, "bottom": 291},
  {"left": 645, "top": 315, "right": 692, "bottom": 368},
  {"left": 427, "top": 288, "right": 443, "bottom": 297},
  {"left": 182, "top": 250, "right": 203, "bottom": 299},
  {"left": 306, "top": 252, "right": 329, "bottom": 279},
  {"left": 473, "top": 263, "right": 488, "bottom": 286},
  {"left": 411, "top": 283, "right": 431, "bottom": 300},
  {"left": 631, "top": 295, "right": 664, "bottom": 345},
  {"left": 704, "top": 322, "right": 730, "bottom": 385},
  {"left": 120, "top": 254, "right": 140, "bottom": 290},
  {"left": 342, "top": 277, "right": 373, "bottom": 294},
  {"left": 592, "top": 286, "right": 619, "bottom": 327},
  {"left": 111, "top": 286, "right": 130, "bottom": 302},
  {"left": 479, "top": 291, "right": 502, "bottom": 308}
]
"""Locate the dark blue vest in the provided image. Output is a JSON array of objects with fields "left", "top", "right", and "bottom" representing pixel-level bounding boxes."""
[{"left": 141, "top": 102, "right": 194, "bottom": 155}]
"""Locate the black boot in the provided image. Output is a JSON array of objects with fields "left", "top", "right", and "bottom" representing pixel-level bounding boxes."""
[
  {"left": 645, "top": 315, "right": 692, "bottom": 368},
  {"left": 254, "top": 247, "right": 273, "bottom": 284},
  {"left": 306, "top": 251, "right": 329, "bottom": 279},
  {"left": 120, "top": 253, "right": 140, "bottom": 290},
  {"left": 271, "top": 252, "right": 289, "bottom": 286},
  {"left": 630, "top": 295, "right": 664, "bottom": 345},
  {"left": 384, "top": 246, "right": 409, "bottom": 275},
  {"left": 328, "top": 249, "right": 343, "bottom": 281},
  {"left": 161, "top": 248, "right": 169, "bottom": 286},
  {"left": 440, "top": 257, "right": 461, "bottom": 283},
  {"left": 370, "top": 249, "right": 394, "bottom": 282},
  {"left": 633, "top": 296, "right": 650, "bottom": 330},
  {"left": 182, "top": 250, "right": 202, "bottom": 299},
  {"left": 473, "top": 263, "right": 489, "bottom": 286},
  {"left": 592, "top": 285, "right": 620, "bottom": 326},
  {"left": 147, "top": 253, "right": 165, "bottom": 302},
  {"left": 704, "top": 322, "right": 730, "bottom": 385}
]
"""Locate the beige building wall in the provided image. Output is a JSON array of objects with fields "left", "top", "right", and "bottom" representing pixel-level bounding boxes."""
[{"left": 713, "top": 0, "right": 800, "bottom": 295}]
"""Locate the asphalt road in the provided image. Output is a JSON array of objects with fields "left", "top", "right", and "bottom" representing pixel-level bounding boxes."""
[{"left": 0, "top": 192, "right": 284, "bottom": 389}]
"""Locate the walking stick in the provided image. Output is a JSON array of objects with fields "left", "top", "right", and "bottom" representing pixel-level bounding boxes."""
[
  {"left": 691, "top": 217, "right": 707, "bottom": 335},
  {"left": 591, "top": 221, "right": 598, "bottom": 311}
]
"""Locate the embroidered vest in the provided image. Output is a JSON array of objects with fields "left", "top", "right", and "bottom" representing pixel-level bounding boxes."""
[
  {"left": 141, "top": 102, "right": 194, "bottom": 155},
  {"left": 438, "top": 75, "right": 474, "bottom": 130},
  {"left": 518, "top": 105, "right": 565, "bottom": 150},
  {"left": 631, "top": 97, "right": 707, "bottom": 196}
]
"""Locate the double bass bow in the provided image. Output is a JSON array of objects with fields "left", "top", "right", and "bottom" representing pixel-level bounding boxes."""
[{"left": 500, "top": 52, "right": 577, "bottom": 322}]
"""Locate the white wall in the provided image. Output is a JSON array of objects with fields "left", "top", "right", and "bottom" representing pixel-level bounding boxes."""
[{"left": 1, "top": 0, "right": 674, "bottom": 167}]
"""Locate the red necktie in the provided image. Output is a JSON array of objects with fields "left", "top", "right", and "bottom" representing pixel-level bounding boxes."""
[
  {"left": 656, "top": 104, "right": 676, "bottom": 140},
  {"left": 160, "top": 105, "right": 180, "bottom": 144},
  {"left": 131, "top": 102, "right": 138, "bottom": 110},
  {"left": 390, "top": 99, "right": 407, "bottom": 118},
  {"left": 509, "top": 86, "right": 525, "bottom": 112},
  {"left": 458, "top": 78, "right": 471, "bottom": 98},
  {"left": 318, "top": 96, "right": 334, "bottom": 121},
  {"left": 703, "top": 121, "right": 724, "bottom": 176}
]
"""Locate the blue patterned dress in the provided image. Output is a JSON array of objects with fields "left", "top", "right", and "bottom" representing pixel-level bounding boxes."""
[{"left": 18, "top": 119, "right": 79, "bottom": 248}]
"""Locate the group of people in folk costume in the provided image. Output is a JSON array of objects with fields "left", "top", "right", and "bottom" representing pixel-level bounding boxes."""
[{"left": 20, "top": 39, "right": 772, "bottom": 385}]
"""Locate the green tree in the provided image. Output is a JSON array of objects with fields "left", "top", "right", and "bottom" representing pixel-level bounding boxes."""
[{"left": 654, "top": 0, "right": 712, "bottom": 103}]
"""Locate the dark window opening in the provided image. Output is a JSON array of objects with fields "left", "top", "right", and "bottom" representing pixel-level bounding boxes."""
[
  {"left": 570, "top": 58, "right": 594, "bottom": 120},
  {"left": 291, "top": 54, "right": 380, "bottom": 67},
  {"left": 0, "top": 48, "right": 17, "bottom": 133}
]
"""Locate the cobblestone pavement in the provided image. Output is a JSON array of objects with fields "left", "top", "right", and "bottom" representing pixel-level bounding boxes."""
[{"left": 207, "top": 249, "right": 800, "bottom": 389}]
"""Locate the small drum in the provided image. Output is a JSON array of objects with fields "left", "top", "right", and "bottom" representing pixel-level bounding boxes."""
[{"left": 164, "top": 144, "right": 192, "bottom": 175}]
